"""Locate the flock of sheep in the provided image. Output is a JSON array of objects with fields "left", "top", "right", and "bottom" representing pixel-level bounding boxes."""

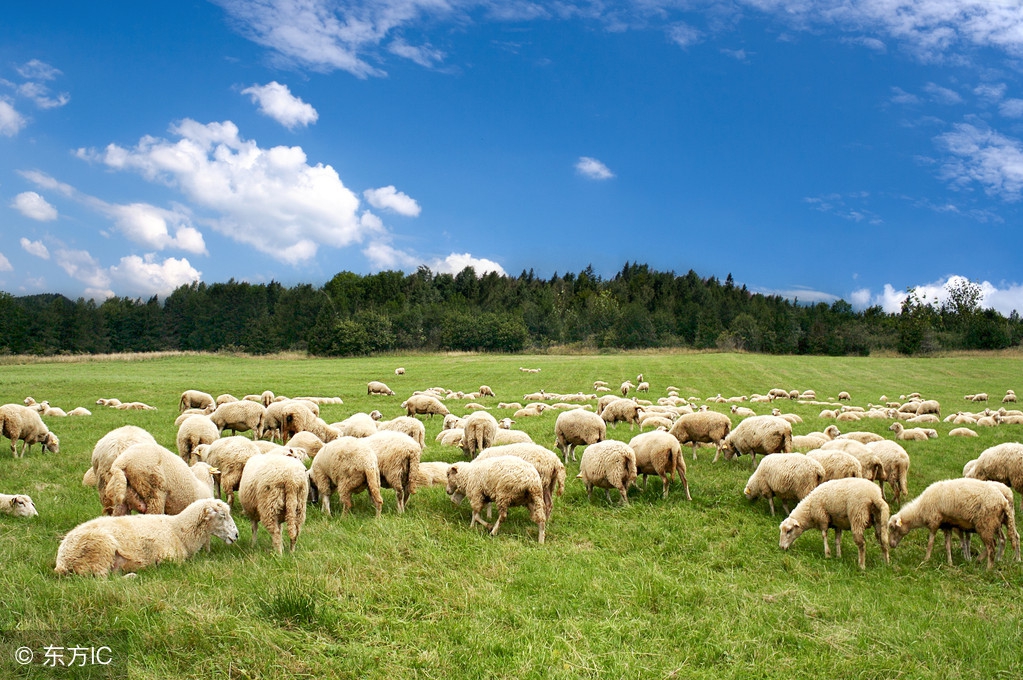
[{"left": 4, "top": 373, "right": 1023, "bottom": 576}]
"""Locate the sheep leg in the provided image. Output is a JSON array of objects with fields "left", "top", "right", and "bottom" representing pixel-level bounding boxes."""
[
  {"left": 959, "top": 530, "right": 972, "bottom": 561},
  {"left": 661, "top": 474, "right": 670, "bottom": 500},
  {"left": 604, "top": 488, "right": 613, "bottom": 503},
  {"left": 696, "top": 443, "right": 703, "bottom": 462},
  {"left": 536, "top": 519, "right": 546, "bottom": 544},
  {"left": 250, "top": 518, "right": 259, "bottom": 546},
  {"left": 639, "top": 474, "right": 647, "bottom": 492},
  {"left": 267, "top": 517, "right": 283, "bottom": 555},
  {"left": 781, "top": 501, "right": 791, "bottom": 516},
  {"left": 543, "top": 488, "right": 553, "bottom": 519},
  {"left": 923, "top": 529, "right": 937, "bottom": 563},
  {"left": 981, "top": 530, "right": 997, "bottom": 570},
  {"left": 585, "top": 483, "right": 593, "bottom": 502},
  {"left": 617, "top": 484, "right": 629, "bottom": 505},
  {"left": 852, "top": 529, "right": 866, "bottom": 570},
  {"left": 767, "top": 496, "right": 776, "bottom": 517},
  {"left": 489, "top": 506, "right": 507, "bottom": 536},
  {"left": 821, "top": 529, "right": 831, "bottom": 558},
  {"left": 875, "top": 523, "right": 890, "bottom": 564},
  {"left": 943, "top": 529, "right": 954, "bottom": 565},
  {"left": 470, "top": 510, "right": 493, "bottom": 531},
  {"left": 834, "top": 528, "right": 842, "bottom": 558}
]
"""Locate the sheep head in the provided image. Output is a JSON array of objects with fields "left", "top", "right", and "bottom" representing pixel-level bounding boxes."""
[
  {"left": 887, "top": 515, "right": 908, "bottom": 547},
  {"left": 43, "top": 433, "right": 60, "bottom": 454},
  {"left": 9, "top": 494, "right": 37, "bottom": 518},
  {"left": 778, "top": 518, "right": 803, "bottom": 549},
  {"left": 445, "top": 465, "right": 465, "bottom": 505}
]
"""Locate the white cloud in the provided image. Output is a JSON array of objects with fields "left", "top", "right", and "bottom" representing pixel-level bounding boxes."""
[
  {"left": 109, "top": 254, "right": 202, "bottom": 299},
  {"left": 804, "top": 192, "right": 883, "bottom": 225},
  {"left": 55, "top": 248, "right": 111, "bottom": 293},
  {"left": 923, "top": 82, "right": 962, "bottom": 105},
  {"left": 12, "top": 191, "right": 58, "bottom": 221},
  {"left": 16, "top": 59, "right": 60, "bottom": 81},
  {"left": 363, "top": 241, "right": 421, "bottom": 270},
  {"left": 430, "top": 252, "right": 506, "bottom": 276},
  {"left": 754, "top": 286, "right": 839, "bottom": 304},
  {"left": 721, "top": 48, "right": 748, "bottom": 61},
  {"left": 975, "top": 82, "right": 1007, "bottom": 102},
  {"left": 1000, "top": 99, "right": 1023, "bottom": 118},
  {"left": 668, "top": 23, "right": 702, "bottom": 48},
  {"left": 576, "top": 156, "right": 614, "bottom": 180},
  {"left": 850, "top": 288, "right": 872, "bottom": 308},
  {"left": 0, "top": 252, "right": 11, "bottom": 272},
  {"left": 241, "top": 81, "right": 318, "bottom": 129},
  {"left": 78, "top": 119, "right": 372, "bottom": 264},
  {"left": 20, "top": 238, "right": 50, "bottom": 260},
  {"left": 937, "top": 123, "right": 1023, "bottom": 201},
  {"left": 842, "top": 36, "right": 886, "bottom": 52},
  {"left": 388, "top": 39, "right": 445, "bottom": 68},
  {"left": 890, "top": 87, "right": 921, "bottom": 105},
  {"left": 0, "top": 99, "right": 26, "bottom": 136},
  {"left": 17, "top": 81, "right": 69, "bottom": 109},
  {"left": 362, "top": 241, "right": 504, "bottom": 276},
  {"left": 363, "top": 185, "right": 421, "bottom": 216},
  {"left": 850, "top": 275, "right": 1023, "bottom": 316}
]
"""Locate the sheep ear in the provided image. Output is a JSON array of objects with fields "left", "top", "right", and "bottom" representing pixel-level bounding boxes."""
[{"left": 894, "top": 517, "right": 902, "bottom": 528}]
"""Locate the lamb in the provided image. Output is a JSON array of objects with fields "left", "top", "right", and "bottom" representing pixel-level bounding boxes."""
[
  {"left": 335, "top": 412, "right": 380, "bottom": 438},
  {"left": 239, "top": 452, "right": 309, "bottom": 554},
  {"left": 806, "top": 449, "right": 863, "bottom": 482},
  {"left": 743, "top": 453, "right": 825, "bottom": 516},
  {"left": 191, "top": 436, "right": 262, "bottom": 506},
  {"left": 67, "top": 407, "right": 92, "bottom": 416},
  {"left": 949, "top": 427, "right": 979, "bottom": 437},
  {"left": 461, "top": 411, "right": 499, "bottom": 459},
  {"left": 209, "top": 400, "right": 265, "bottom": 440},
  {"left": 865, "top": 440, "right": 911, "bottom": 505},
  {"left": 888, "top": 478, "right": 1019, "bottom": 570},
  {"left": 888, "top": 422, "right": 931, "bottom": 441},
  {"left": 105, "top": 441, "right": 217, "bottom": 516},
  {"left": 0, "top": 493, "right": 37, "bottom": 517},
  {"left": 820, "top": 439, "right": 886, "bottom": 483},
  {"left": 720, "top": 415, "right": 792, "bottom": 466},
  {"left": 668, "top": 411, "right": 732, "bottom": 462},
  {"left": 0, "top": 404, "right": 60, "bottom": 458},
  {"left": 837, "top": 391, "right": 852, "bottom": 401},
  {"left": 367, "top": 380, "right": 396, "bottom": 396},
  {"left": 363, "top": 431, "right": 422, "bottom": 513},
  {"left": 376, "top": 416, "right": 426, "bottom": 448},
  {"left": 445, "top": 455, "right": 547, "bottom": 543},
  {"left": 309, "top": 436, "right": 383, "bottom": 517},
  {"left": 476, "top": 443, "right": 566, "bottom": 518},
  {"left": 176, "top": 415, "right": 220, "bottom": 462},
  {"left": 554, "top": 409, "right": 607, "bottom": 463},
  {"left": 54, "top": 498, "right": 238, "bottom": 577},
  {"left": 628, "top": 431, "right": 691, "bottom": 500},
  {"left": 414, "top": 461, "right": 452, "bottom": 488},
  {"left": 778, "top": 478, "right": 890, "bottom": 570},
  {"left": 402, "top": 394, "right": 451, "bottom": 419},
  {"left": 963, "top": 443, "right": 1023, "bottom": 511},
  {"left": 577, "top": 440, "right": 638, "bottom": 505},
  {"left": 179, "top": 390, "right": 215, "bottom": 413},
  {"left": 395, "top": 367, "right": 406, "bottom": 375}
]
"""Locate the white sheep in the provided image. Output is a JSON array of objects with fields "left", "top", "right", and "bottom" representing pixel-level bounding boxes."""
[
  {"left": 367, "top": 380, "right": 396, "bottom": 396},
  {"left": 335, "top": 412, "right": 380, "bottom": 438},
  {"left": 599, "top": 398, "right": 644, "bottom": 429},
  {"left": 284, "top": 431, "right": 326, "bottom": 458},
  {"left": 263, "top": 400, "right": 317, "bottom": 442},
  {"left": 104, "top": 443, "right": 217, "bottom": 516},
  {"left": 476, "top": 443, "right": 566, "bottom": 518},
  {"left": 395, "top": 367, "right": 406, "bottom": 375},
  {"left": 0, "top": 493, "right": 37, "bottom": 517},
  {"left": 949, "top": 427, "right": 979, "bottom": 437},
  {"left": 90, "top": 426, "right": 159, "bottom": 513},
  {"left": 668, "top": 411, "right": 732, "bottom": 462},
  {"left": 402, "top": 394, "right": 451, "bottom": 419},
  {"left": 805, "top": 449, "right": 863, "bottom": 482},
  {"left": 414, "top": 461, "right": 452, "bottom": 488},
  {"left": 192, "top": 436, "right": 262, "bottom": 506},
  {"left": 963, "top": 443, "right": 1023, "bottom": 511},
  {"left": 743, "top": 453, "right": 825, "bottom": 516},
  {"left": 554, "top": 409, "right": 607, "bottom": 463},
  {"left": 577, "top": 440, "right": 638, "bottom": 505},
  {"left": 67, "top": 407, "right": 92, "bottom": 416},
  {"left": 0, "top": 404, "right": 60, "bottom": 458},
  {"left": 309, "top": 436, "right": 383, "bottom": 517},
  {"left": 363, "top": 431, "right": 422, "bottom": 513},
  {"left": 492, "top": 429, "right": 533, "bottom": 446},
  {"left": 779, "top": 478, "right": 891, "bottom": 570},
  {"left": 771, "top": 408, "right": 803, "bottom": 425},
  {"left": 513, "top": 403, "right": 549, "bottom": 418},
  {"left": 375, "top": 416, "right": 426, "bottom": 448},
  {"left": 865, "top": 440, "right": 911, "bottom": 505},
  {"left": 836, "top": 431, "right": 884, "bottom": 444},
  {"left": 730, "top": 405, "right": 757, "bottom": 419},
  {"left": 179, "top": 390, "right": 215, "bottom": 413},
  {"left": 820, "top": 439, "right": 886, "bottom": 483},
  {"left": 209, "top": 400, "right": 265, "bottom": 440},
  {"left": 462, "top": 411, "right": 499, "bottom": 459},
  {"left": 628, "top": 431, "right": 691, "bottom": 500},
  {"left": 888, "top": 422, "right": 931, "bottom": 441},
  {"left": 837, "top": 391, "right": 851, "bottom": 401},
  {"left": 445, "top": 455, "right": 547, "bottom": 543},
  {"left": 55, "top": 498, "right": 238, "bottom": 577},
  {"left": 239, "top": 453, "right": 309, "bottom": 554},
  {"left": 176, "top": 415, "right": 221, "bottom": 462},
  {"left": 479, "top": 385, "right": 496, "bottom": 397},
  {"left": 720, "top": 415, "right": 792, "bottom": 466}
]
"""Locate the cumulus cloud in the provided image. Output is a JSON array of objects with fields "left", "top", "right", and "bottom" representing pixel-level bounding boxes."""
[
  {"left": 850, "top": 275, "right": 1023, "bottom": 316},
  {"left": 937, "top": 123, "right": 1023, "bottom": 201},
  {"left": 109, "top": 254, "right": 202, "bottom": 299},
  {"left": 362, "top": 241, "right": 505, "bottom": 276},
  {"left": 12, "top": 191, "right": 58, "bottom": 221},
  {"left": 20, "top": 238, "right": 50, "bottom": 260},
  {"left": 0, "top": 252, "right": 11, "bottom": 272},
  {"left": 430, "top": 252, "right": 506, "bottom": 276},
  {"left": 576, "top": 156, "right": 614, "bottom": 180},
  {"left": 55, "top": 248, "right": 111, "bottom": 294},
  {"left": 890, "top": 87, "right": 921, "bottom": 106},
  {"left": 77, "top": 119, "right": 371, "bottom": 264},
  {"left": 0, "top": 99, "right": 26, "bottom": 136},
  {"left": 363, "top": 185, "right": 421, "bottom": 217},
  {"left": 753, "top": 286, "right": 840, "bottom": 305},
  {"left": 241, "top": 81, "right": 318, "bottom": 129}
]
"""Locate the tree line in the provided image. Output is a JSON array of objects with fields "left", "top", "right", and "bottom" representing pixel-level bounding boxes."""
[{"left": 1, "top": 263, "right": 1019, "bottom": 356}]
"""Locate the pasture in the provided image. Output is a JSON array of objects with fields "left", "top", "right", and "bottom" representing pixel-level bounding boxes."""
[{"left": 1, "top": 351, "right": 1023, "bottom": 679}]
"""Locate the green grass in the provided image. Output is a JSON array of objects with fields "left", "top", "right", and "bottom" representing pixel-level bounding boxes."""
[{"left": 2, "top": 351, "right": 1023, "bottom": 678}]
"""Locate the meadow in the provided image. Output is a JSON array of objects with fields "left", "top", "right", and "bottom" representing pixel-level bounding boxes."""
[{"left": 1, "top": 350, "right": 1023, "bottom": 679}]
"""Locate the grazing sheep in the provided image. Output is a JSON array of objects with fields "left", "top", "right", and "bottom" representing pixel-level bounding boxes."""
[
  {"left": 1002, "top": 390, "right": 1016, "bottom": 404},
  {"left": 744, "top": 454, "right": 825, "bottom": 516},
  {"left": 176, "top": 415, "right": 220, "bottom": 462},
  {"left": 239, "top": 453, "right": 309, "bottom": 554},
  {"left": 0, "top": 493, "right": 38, "bottom": 517},
  {"left": 104, "top": 443, "right": 217, "bottom": 516},
  {"left": 402, "top": 394, "right": 451, "bottom": 419},
  {"left": 209, "top": 400, "right": 265, "bottom": 440},
  {"left": 414, "top": 461, "right": 451, "bottom": 488},
  {"left": 284, "top": 431, "right": 326, "bottom": 458},
  {"left": 577, "top": 440, "right": 638, "bottom": 505},
  {"left": 720, "top": 415, "right": 792, "bottom": 466},
  {"left": 0, "top": 404, "right": 59, "bottom": 458},
  {"left": 262, "top": 400, "right": 316, "bottom": 442},
  {"left": 806, "top": 449, "right": 863, "bottom": 482},
  {"left": 462, "top": 411, "right": 499, "bottom": 459},
  {"left": 628, "top": 431, "right": 691, "bottom": 500},
  {"left": 364, "top": 431, "right": 422, "bottom": 513},
  {"left": 91, "top": 426, "right": 159, "bottom": 513},
  {"left": 395, "top": 367, "right": 406, "bottom": 375},
  {"left": 54, "top": 498, "right": 238, "bottom": 577},
  {"left": 476, "top": 443, "right": 566, "bottom": 518},
  {"left": 963, "top": 443, "right": 1023, "bottom": 511},
  {"left": 479, "top": 385, "right": 496, "bottom": 397},
  {"left": 335, "top": 412, "right": 380, "bottom": 438},
  {"left": 376, "top": 416, "right": 426, "bottom": 448},
  {"left": 446, "top": 455, "right": 547, "bottom": 543},
  {"left": 949, "top": 427, "right": 979, "bottom": 437},
  {"left": 668, "top": 411, "right": 732, "bottom": 462},
  {"left": 636, "top": 381, "right": 650, "bottom": 393},
  {"left": 888, "top": 478, "right": 1019, "bottom": 570},
  {"left": 865, "top": 440, "right": 911, "bottom": 505},
  {"left": 309, "top": 437, "right": 383, "bottom": 518},
  {"left": 888, "top": 422, "right": 931, "bottom": 442},
  {"left": 554, "top": 409, "right": 607, "bottom": 463},
  {"left": 915, "top": 399, "right": 941, "bottom": 417},
  {"left": 779, "top": 478, "right": 891, "bottom": 570},
  {"left": 820, "top": 440, "right": 886, "bottom": 483},
  {"left": 192, "top": 436, "right": 262, "bottom": 506},
  {"left": 367, "top": 380, "right": 396, "bottom": 396},
  {"left": 216, "top": 393, "right": 238, "bottom": 406},
  {"left": 179, "top": 390, "right": 215, "bottom": 413},
  {"left": 837, "top": 391, "right": 852, "bottom": 401},
  {"left": 620, "top": 381, "right": 634, "bottom": 397},
  {"left": 599, "top": 398, "right": 644, "bottom": 429}
]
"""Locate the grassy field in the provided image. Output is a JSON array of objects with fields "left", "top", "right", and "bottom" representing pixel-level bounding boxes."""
[{"left": 1, "top": 351, "right": 1023, "bottom": 679}]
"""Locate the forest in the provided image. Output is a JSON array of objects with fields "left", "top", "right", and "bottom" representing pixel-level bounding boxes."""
[{"left": 0, "top": 263, "right": 1019, "bottom": 357}]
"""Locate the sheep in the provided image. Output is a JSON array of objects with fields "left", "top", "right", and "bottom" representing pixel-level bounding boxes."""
[
  {"left": 720, "top": 415, "right": 792, "bottom": 466},
  {"left": 376, "top": 416, "right": 426, "bottom": 448},
  {"left": 628, "top": 431, "right": 691, "bottom": 500},
  {"left": 1003, "top": 390, "right": 1016, "bottom": 404},
  {"left": 957, "top": 481, "right": 1021, "bottom": 564},
  {"left": 179, "top": 390, "right": 215, "bottom": 413},
  {"left": 367, "top": 380, "right": 396, "bottom": 396},
  {"left": 915, "top": 399, "right": 941, "bottom": 417},
  {"left": 335, "top": 412, "right": 380, "bottom": 438},
  {"left": 498, "top": 418, "right": 514, "bottom": 429},
  {"left": 67, "top": 407, "right": 92, "bottom": 416},
  {"left": 888, "top": 478, "right": 1019, "bottom": 570},
  {"left": 907, "top": 414, "right": 940, "bottom": 424},
  {"left": 115, "top": 401, "right": 157, "bottom": 411},
  {"left": 593, "top": 380, "right": 609, "bottom": 389},
  {"left": 0, "top": 493, "right": 37, "bottom": 517},
  {"left": 263, "top": 400, "right": 317, "bottom": 442},
  {"left": 476, "top": 443, "right": 566, "bottom": 518},
  {"left": 771, "top": 408, "right": 803, "bottom": 425},
  {"left": 963, "top": 443, "right": 1023, "bottom": 511},
  {"left": 90, "top": 426, "right": 159, "bottom": 513},
  {"left": 730, "top": 405, "right": 757, "bottom": 419},
  {"left": 666, "top": 411, "right": 731, "bottom": 462},
  {"left": 498, "top": 402, "right": 522, "bottom": 411},
  {"left": 836, "top": 431, "right": 884, "bottom": 444},
  {"left": 41, "top": 404, "right": 67, "bottom": 417},
  {"left": 778, "top": 478, "right": 891, "bottom": 570},
  {"left": 309, "top": 437, "right": 383, "bottom": 518},
  {"left": 479, "top": 385, "right": 496, "bottom": 397},
  {"left": 820, "top": 439, "right": 886, "bottom": 483},
  {"left": 209, "top": 400, "right": 265, "bottom": 440},
  {"left": 577, "top": 440, "right": 638, "bottom": 505},
  {"left": 636, "top": 381, "right": 650, "bottom": 393},
  {"left": 239, "top": 453, "right": 309, "bottom": 554},
  {"left": 402, "top": 394, "right": 451, "bottom": 419},
  {"left": 414, "top": 461, "right": 452, "bottom": 488},
  {"left": 446, "top": 455, "right": 547, "bottom": 543},
  {"left": 971, "top": 393, "right": 990, "bottom": 402},
  {"left": 976, "top": 413, "right": 1001, "bottom": 427},
  {"left": 395, "top": 367, "right": 406, "bottom": 375},
  {"left": 620, "top": 381, "right": 634, "bottom": 397},
  {"left": 837, "top": 391, "right": 851, "bottom": 401},
  {"left": 949, "top": 427, "right": 979, "bottom": 437},
  {"left": 513, "top": 404, "right": 549, "bottom": 418},
  {"left": 363, "top": 431, "right": 421, "bottom": 513},
  {"left": 96, "top": 398, "right": 122, "bottom": 407},
  {"left": 176, "top": 415, "right": 220, "bottom": 462},
  {"left": 0, "top": 404, "right": 59, "bottom": 458},
  {"left": 437, "top": 428, "right": 465, "bottom": 447},
  {"left": 492, "top": 429, "right": 533, "bottom": 445},
  {"left": 888, "top": 422, "right": 931, "bottom": 442},
  {"left": 743, "top": 453, "right": 825, "bottom": 516},
  {"left": 806, "top": 449, "right": 863, "bottom": 482},
  {"left": 104, "top": 443, "right": 217, "bottom": 516},
  {"left": 54, "top": 498, "right": 238, "bottom": 577},
  {"left": 461, "top": 411, "right": 499, "bottom": 459},
  {"left": 284, "top": 431, "right": 326, "bottom": 458},
  {"left": 554, "top": 409, "right": 606, "bottom": 463},
  {"left": 192, "top": 436, "right": 262, "bottom": 506},
  {"left": 866, "top": 440, "right": 911, "bottom": 505}
]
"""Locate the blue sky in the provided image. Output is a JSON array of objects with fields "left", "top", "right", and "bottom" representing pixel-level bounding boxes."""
[{"left": 3, "top": 1, "right": 1023, "bottom": 314}]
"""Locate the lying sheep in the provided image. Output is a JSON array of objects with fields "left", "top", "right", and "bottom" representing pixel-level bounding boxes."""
[
  {"left": 309, "top": 437, "right": 383, "bottom": 517},
  {"left": 0, "top": 493, "right": 37, "bottom": 517},
  {"left": 949, "top": 427, "right": 979, "bottom": 437},
  {"left": 104, "top": 443, "right": 217, "bottom": 516},
  {"left": 192, "top": 437, "right": 262, "bottom": 506},
  {"left": 0, "top": 404, "right": 60, "bottom": 458},
  {"left": 837, "top": 431, "right": 884, "bottom": 444},
  {"left": 888, "top": 478, "right": 1019, "bottom": 570},
  {"left": 866, "top": 440, "right": 911, "bottom": 505},
  {"left": 577, "top": 440, "right": 638, "bottom": 505},
  {"left": 514, "top": 403, "right": 549, "bottom": 418},
  {"left": 779, "top": 478, "right": 890, "bottom": 570},
  {"left": 364, "top": 431, "right": 421, "bottom": 513},
  {"left": 476, "top": 443, "right": 565, "bottom": 518},
  {"left": 414, "top": 461, "right": 451, "bottom": 488},
  {"left": 335, "top": 412, "right": 379, "bottom": 438},
  {"left": 55, "top": 498, "right": 238, "bottom": 577},
  {"left": 376, "top": 416, "right": 426, "bottom": 448},
  {"left": 367, "top": 380, "right": 396, "bottom": 396},
  {"left": 720, "top": 415, "right": 792, "bottom": 466},
  {"left": 209, "top": 400, "right": 265, "bottom": 440},
  {"left": 806, "top": 449, "right": 863, "bottom": 482},
  {"left": 629, "top": 431, "right": 690, "bottom": 500},
  {"left": 888, "top": 422, "right": 931, "bottom": 441},
  {"left": 492, "top": 429, "right": 533, "bottom": 445},
  {"left": 177, "top": 415, "right": 220, "bottom": 463},
  {"left": 964, "top": 443, "right": 1023, "bottom": 511},
  {"left": 402, "top": 394, "right": 451, "bottom": 419},
  {"left": 239, "top": 453, "right": 309, "bottom": 554},
  {"left": 554, "top": 409, "right": 606, "bottom": 463},
  {"left": 462, "top": 411, "right": 499, "bottom": 459},
  {"left": 668, "top": 411, "right": 732, "bottom": 462},
  {"left": 446, "top": 455, "right": 547, "bottom": 543},
  {"left": 436, "top": 428, "right": 465, "bottom": 447},
  {"left": 744, "top": 453, "right": 825, "bottom": 516},
  {"left": 179, "top": 390, "right": 215, "bottom": 413}
]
